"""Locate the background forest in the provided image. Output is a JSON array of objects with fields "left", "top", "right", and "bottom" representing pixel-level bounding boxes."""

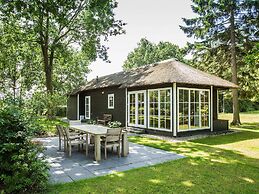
[{"left": 0, "top": 0, "right": 258, "bottom": 124}]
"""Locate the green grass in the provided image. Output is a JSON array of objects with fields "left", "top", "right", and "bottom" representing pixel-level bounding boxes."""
[
  {"left": 219, "top": 110, "right": 259, "bottom": 123},
  {"left": 48, "top": 122, "right": 259, "bottom": 194},
  {"left": 36, "top": 117, "right": 68, "bottom": 135}
]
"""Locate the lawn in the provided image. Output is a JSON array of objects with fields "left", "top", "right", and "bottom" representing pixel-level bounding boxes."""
[
  {"left": 219, "top": 110, "right": 259, "bottom": 123},
  {"left": 48, "top": 119, "right": 259, "bottom": 193}
]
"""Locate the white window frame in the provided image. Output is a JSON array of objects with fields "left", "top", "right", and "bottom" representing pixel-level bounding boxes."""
[
  {"left": 177, "top": 87, "right": 210, "bottom": 132},
  {"left": 147, "top": 87, "right": 172, "bottom": 132},
  {"left": 108, "top": 94, "right": 114, "bottom": 109},
  {"left": 85, "top": 96, "right": 91, "bottom": 119},
  {"left": 127, "top": 90, "right": 146, "bottom": 128}
]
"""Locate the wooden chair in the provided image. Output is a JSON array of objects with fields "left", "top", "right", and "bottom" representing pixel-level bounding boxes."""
[
  {"left": 63, "top": 127, "right": 87, "bottom": 157},
  {"left": 56, "top": 125, "right": 82, "bottom": 151},
  {"left": 101, "top": 128, "right": 122, "bottom": 159},
  {"left": 56, "top": 125, "right": 67, "bottom": 151},
  {"left": 97, "top": 114, "right": 112, "bottom": 125}
]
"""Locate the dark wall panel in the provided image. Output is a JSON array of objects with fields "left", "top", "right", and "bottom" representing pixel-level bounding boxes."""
[
  {"left": 79, "top": 87, "right": 126, "bottom": 126},
  {"left": 67, "top": 95, "right": 77, "bottom": 120},
  {"left": 213, "top": 88, "right": 218, "bottom": 120}
]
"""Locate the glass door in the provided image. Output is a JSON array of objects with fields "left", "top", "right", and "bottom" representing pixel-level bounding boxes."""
[
  {"left": 85, "top": 96, "right": 91, "bottom": 119},
  {"left": 128, "top": 91, "right": 146, "bottom": 127}
]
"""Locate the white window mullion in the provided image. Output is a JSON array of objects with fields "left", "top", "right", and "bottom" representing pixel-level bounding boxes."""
[
  {"left": 158, "top": 90, "right": 161, "bottom": 129},
  {"left": 148, "top": 91, "right": 150, "bottom": 128},
  {"left": 189, "top": 91, "right": 191, "bottom": 129},
  {"left": 199, "top": 91, "right": 201, "bottom": 128}
]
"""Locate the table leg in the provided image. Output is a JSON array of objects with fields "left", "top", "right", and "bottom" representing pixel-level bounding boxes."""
[
  {"left": 122, "top": 132, "right": 129, "bottom": 157},
  {"left": 94, "top": 135, "right": 101, "bottom": 161},
  {"left": 85, "top": 133, "right": 88, "bottom": 157}
]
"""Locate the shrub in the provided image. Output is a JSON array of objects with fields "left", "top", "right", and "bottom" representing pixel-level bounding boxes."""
[
  {"left": 0, "top": 104, "right": 49, "bottom": 193},
  {"left": 108, "top": 121, "right": 122, "bottom": 128},
  {"left": 81, "top": 119, "right": 96, "bottom": 125},
  {"left": 221, "top": 98, "right": 259, "bottom": 113}
]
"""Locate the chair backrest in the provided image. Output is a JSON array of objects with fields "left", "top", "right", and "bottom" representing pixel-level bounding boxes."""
[
  {"left": 62, "top": 126, "right": 70, "bottom": 140},
  {"left": 103, "top": 114, "right": 112, "bottom": 121},
  {"left": 56, "top": 125, "right": 64, "bottom": 137},
  {"left": 105, "top": 128, "right": 122, "bottom": 142}
]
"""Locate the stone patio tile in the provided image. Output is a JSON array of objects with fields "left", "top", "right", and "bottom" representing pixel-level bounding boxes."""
[
  {"left": 50, "top": 174, "right": 73, "bottom": 184},
  {"left": 36, "top": 137, "right": 185, "bottom": 184},
  {"left": 82, "top": 159, "right": 121, "bottom": 171},
  {"left": 65, "top": 166, "right": 96, "bottom": 181}
]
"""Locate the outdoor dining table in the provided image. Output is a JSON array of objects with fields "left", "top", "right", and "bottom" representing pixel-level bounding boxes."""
[{"left": 70, "top": 124, "right": 129, "bottom": 162}]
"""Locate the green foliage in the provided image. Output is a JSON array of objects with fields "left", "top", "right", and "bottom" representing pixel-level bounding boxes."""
[
  {"left": 0, "top": 18, "right": 41, "bottom": 100},
  {"left": 81, "top": 119, "right": 97, "bottom": 124},
  {"left": 242, "top": 43, "right": 259, "bottom": 101},
  {"left": 0, "top": 0, "right": 125, "bottom": 117},
  {"left": 0, "top": 104, "right": 49, "bottom": 193},
  {"left": 27, "top": 92, "right": 66, "bottom": 118},
  {"left": 181, "top": 0, "right": 259, "bottom": 101},
  {"left": 123, "top": 38, "right": 186, "bottom": 69},
  {"left": 108, "top": 121, "right": 122, "bottom": 128},
  {"left": 222, "top": 98, "right": 259, "bottom": 113},
  {"left": 35, "top": 117, "right": 68, "bottom": 136}
]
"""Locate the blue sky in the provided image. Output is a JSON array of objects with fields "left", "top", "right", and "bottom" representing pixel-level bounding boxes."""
[{"left": 88, "top": 0, "right": 196, "bottom": 80}]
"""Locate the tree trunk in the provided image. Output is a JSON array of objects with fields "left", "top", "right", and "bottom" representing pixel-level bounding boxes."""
[{"left": 230, "top": 6, "right": 241, "bottom": 125}]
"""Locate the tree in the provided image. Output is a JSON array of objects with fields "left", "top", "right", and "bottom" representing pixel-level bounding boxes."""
[
  {"left": 123, "top": 38, "right": 186, "bottom": 69},
  {"left": 0, "top": 19, "right": 41, "bottom": 101},
  {"left": 181, "top": 0, "right": 259, "bottom": 125},
  {"left": 0, "top": 0, "right": 125, "bottom": 94},
  {"left": 0, "top": 0, "right": 125, "bottom": 116}
]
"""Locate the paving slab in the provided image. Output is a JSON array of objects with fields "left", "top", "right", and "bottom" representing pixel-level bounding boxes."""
[{"left": 37, "top": 137, "right": 184, "bottom": 184}]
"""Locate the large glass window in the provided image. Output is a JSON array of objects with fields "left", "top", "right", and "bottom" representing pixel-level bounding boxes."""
[
  {"left": 178, "top": 88, "right": 210, "bottom": 131},
  {"left": 148, "top": 88, "right": 171, "bottom": 130}
]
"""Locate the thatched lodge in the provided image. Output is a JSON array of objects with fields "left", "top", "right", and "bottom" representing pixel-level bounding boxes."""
[{"left": 67, "top": 59, "right": 237, "bottom": 136}]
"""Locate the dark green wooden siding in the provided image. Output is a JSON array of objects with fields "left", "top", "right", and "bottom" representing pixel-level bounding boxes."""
[
  {"left": 79, "top": 87, "right": 126, "bottom": 126},
  {"left": 67, "top": 95, "right": 77, "bottom": 120}
]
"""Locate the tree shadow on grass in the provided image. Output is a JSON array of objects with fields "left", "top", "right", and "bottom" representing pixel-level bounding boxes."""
[
  {"left": 191, "top": 131, "right": 259, "bottom": 145},
  {"left": 49, "top": 136, "right": 259, "bottom": 194}
]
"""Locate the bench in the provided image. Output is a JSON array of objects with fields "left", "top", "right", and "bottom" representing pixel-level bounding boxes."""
[{"left": 97, "top": 114, "right": 112, "bottom": 125}]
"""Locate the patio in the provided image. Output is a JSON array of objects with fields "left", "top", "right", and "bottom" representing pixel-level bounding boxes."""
[{"left": 39, "top": 137, "right": 184, "bottom": 183}]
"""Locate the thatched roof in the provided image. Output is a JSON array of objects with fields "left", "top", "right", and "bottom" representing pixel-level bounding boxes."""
[{"left": 72, "top": 59, "right": 237, "bottom": 94}]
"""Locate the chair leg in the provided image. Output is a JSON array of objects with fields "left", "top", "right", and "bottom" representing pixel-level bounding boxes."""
[
  {"left": 118, "top": 145, "right": 121, "bottom": 158},
  {"left": 105, "top": 147, "right": 107, "bottom": 160},
  {"left": 64, "top": 138, "right": 67, "bottom": 151},
  {"left": 69, "top": 142, "right": 72, "bottom": 157},
  {"left": 59, "top": 137, "right": 61, "bottom": 151}
]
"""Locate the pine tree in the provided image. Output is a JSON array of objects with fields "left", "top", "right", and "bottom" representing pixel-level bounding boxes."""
[{"left": 181, "top": 0, "right": 259, "bottom": 125}]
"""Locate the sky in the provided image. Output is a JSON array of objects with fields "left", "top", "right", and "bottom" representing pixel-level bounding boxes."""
[{"left": 87, "top": 0, "right": 196, "bottom": 80}]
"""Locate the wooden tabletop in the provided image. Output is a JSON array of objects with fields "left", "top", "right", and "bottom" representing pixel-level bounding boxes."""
[{"left": 70, "top": 124, "right": 126, "bottom": 135}]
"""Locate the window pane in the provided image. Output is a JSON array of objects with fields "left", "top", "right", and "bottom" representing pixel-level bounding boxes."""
[
  {"left": 138, "top": 93, "right": 145, "bottom": 126},
  {"left": 184, "top": 90, "right": 189, "bottom": 102},
  {"left": 129, "top": 94, "right": 136, "bottom": 124},
  {"left": 179, "top": 89, "right": 184, "bottom": 102}
]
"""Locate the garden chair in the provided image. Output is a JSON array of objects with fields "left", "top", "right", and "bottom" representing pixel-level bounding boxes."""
[
  {"left": 97, "top": 114, "right": 112, "bottom": 125},
  {"left": 56, "top": 125, "right": 82, "bottom": 151},
  {"left": 101, "top": 128, "right": 122, "bottom": 159},
  {"left": 63, "top": 126, "right": 87, "bottom": 157},
  {"left": 56, "top": 125, "right": 67, "bottom": 151}
]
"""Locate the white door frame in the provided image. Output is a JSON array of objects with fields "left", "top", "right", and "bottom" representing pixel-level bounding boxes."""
[
  {"left": 85, "top": 96, "right": 91, "bottom": 119},
  {"left": 127, "top": 90, "right": 146, "bottom": 128}
]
